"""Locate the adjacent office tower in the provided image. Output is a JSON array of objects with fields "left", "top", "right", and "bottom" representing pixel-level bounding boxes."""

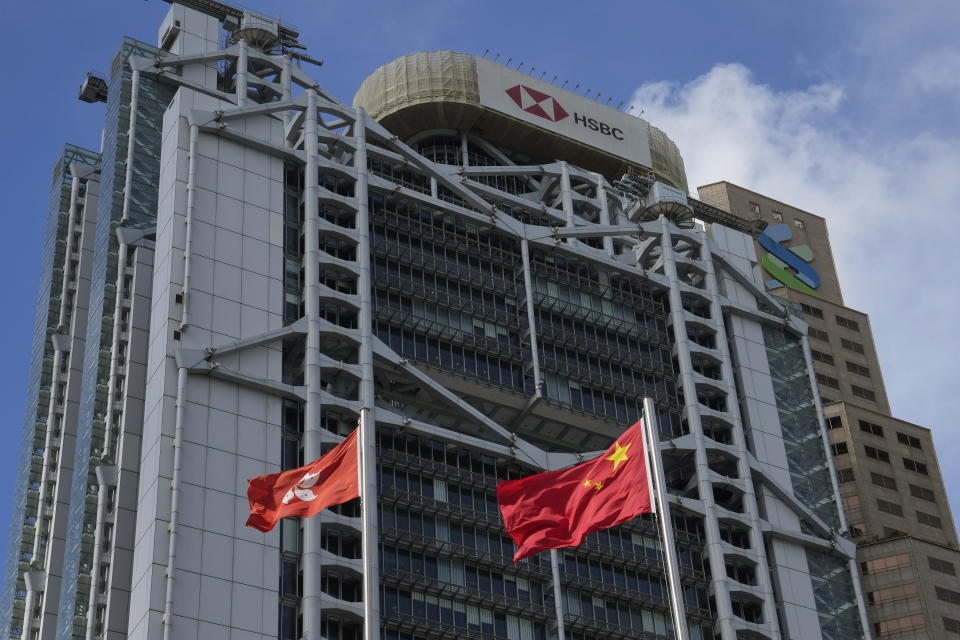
[
  {"left": 699, "top": 181, "right": 960, "bottom": 638},
  {"left": 3, "top": 2, "right": 871, "bottom": 639}
]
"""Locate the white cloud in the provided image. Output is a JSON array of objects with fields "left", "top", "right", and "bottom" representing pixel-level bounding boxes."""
[
  {"left": 631, "top": 63, "right": 960, "bottom": 503},
  {"left": 906, "top": 50, "right": 960, "bottom": 95}
]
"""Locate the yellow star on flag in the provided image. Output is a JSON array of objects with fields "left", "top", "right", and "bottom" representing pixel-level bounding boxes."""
[
  {"left": 605, "top": 441, "right": 631, "bottom": 471},
  {"left": 593, "top": 481, "right": 603, "bottom": 491},
  {"left": 583, "top": 479, "right": 592, "bottom": 488}
]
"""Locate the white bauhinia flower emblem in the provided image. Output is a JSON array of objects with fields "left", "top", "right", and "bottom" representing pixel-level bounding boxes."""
[{"left": 282, "top": 469, "right": 322, "bottom": 504}]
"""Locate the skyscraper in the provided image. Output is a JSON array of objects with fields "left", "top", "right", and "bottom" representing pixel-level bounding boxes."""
[
  {"left": 699, "top": 180, "right": 960, "bottom": 638},
  {"left": 3, "top": 2, "right": 870, "bottom": 639}
]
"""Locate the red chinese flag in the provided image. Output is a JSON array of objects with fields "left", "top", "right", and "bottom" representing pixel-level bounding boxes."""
[
  {"left": 497, "top": 420, "right": 653, "bottom": 561},
  {"left": 246, "top": 428, "right": 359, "bottom": 532}
]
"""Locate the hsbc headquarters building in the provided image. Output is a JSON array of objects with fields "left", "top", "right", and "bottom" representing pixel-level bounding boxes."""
[{"left": 2, "top": 2, "right": 874, "bottom": 640}]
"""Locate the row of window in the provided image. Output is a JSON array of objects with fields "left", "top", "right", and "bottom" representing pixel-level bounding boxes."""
[
  {"left": 874, "top": 614, "right": 924, "bottom": 636},
  {"left": 827, "top": 416, "right": 925, "bottom": 452},
  {"left": 382, "top": 586, "right": 547, "bottom": 640}
]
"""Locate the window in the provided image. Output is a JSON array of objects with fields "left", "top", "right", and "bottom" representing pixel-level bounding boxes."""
[
  {"left": 836, "top": 315, "right": 860, "bottom": 331},
  {"left": 826, "top": 416, "right": 844, "bottom": 430},
  {"left": 852, "top": 385, "right": 877, "bottom": 401},
  {"left": 801, "top": 303, "right": 824, "bottom": 319},
  {"left": 809, "top": 327, "right": 830, "bottom": 342},
  {"left": 794, "top": 218, "right": 805, "bottom": 230},
  {"left": 817, "top": 373, "right": 840, "bottom": 389},
  {"left": 867, "top": 583, "right": 918, "bottom": 605},
  {"left": 837, "top": 468, "right": 855, "bottom": 483},
  {"left": 846, "top": 361, "right": 871, "bottom": 377},
  {"left": 903, "top": 458, "right": 929, "bottom": 475},
  {"left": 840, "top": 337, "right": 865, "bottom": 354},
  {"left": 910, "top": 484, "right": 936, "bottom": 502},
  {"left": 871, "top": 472, "right": 897, "bottom": 490},
  {"left": 945, "top": 617, "right": 960, "bottom": 634},
  {"left": 771, "top": 210, "right": 783, "bottom": 222},
  {"left": 832, "top": 442, "right": 849, "bottom": 456},
  {"left": 865, "top": 445, "right": 891, "bottom": 463},
  {"left": 877, "top": 499, "right": 903, "bottom": 517},
  {"left": 897, "top": 432, "right": 922, "bottom": 449},
  {"left": 930, "top": 557, "right": 957, "bottom": 576},
  {"left": 937, "top": 586, "right": 960, "bottom": 606},
  {"left": 861, "top": 553, "right": 910, "bottom": 574},
  {"left": 749, "top": 202, "right": 761, "bottom": 215},
  {"left": 917, "top": 511, "right": 942, "bottom": 529},
  {"left": 811, "top": 349, "right": 834, "bottom": 365},
  {"left": 874, "top": 614, "right": 925, "bottom": 636},
  {"left": 859, "top": 420, "right": 884, "bottom": 437}
]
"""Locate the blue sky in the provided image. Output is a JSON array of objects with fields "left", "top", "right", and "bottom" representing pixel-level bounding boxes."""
[{"left": 1, "top": 0, "right": 959, "bottom": 560}]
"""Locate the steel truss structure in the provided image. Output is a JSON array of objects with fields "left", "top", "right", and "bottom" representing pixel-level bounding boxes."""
[{"left": 3, "top": 6, "right": 870, "bottom": 640}]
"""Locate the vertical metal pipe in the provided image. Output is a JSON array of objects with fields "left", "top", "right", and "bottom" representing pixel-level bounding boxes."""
[
  {"left": 548, "top": 549, "right": 566, "bottom": 640},
  {"left": 181, "top": 125, "right": 199, "bottom": 328},
  {"left": 236, "top": 39, "right": 248, "bottom": 107},
  {"left": 120, "top": 68, "right": 140, "bottom": 225},
  {"left": 281, "top": 54, "right": 292, "bottom": 127},
  {"left": 85, "top": 466, "right": 114, "bottom": 640},
  {"left": 355, "top": 107, "right": 381, "bottom": 640},
  {"left": 161, "top": 120, "right": 199, "bottom": 640},
  {"left": 101, "top": 242, "right": 129, "bottom": 461},
  {"left": 658, "top": 217, "right": 737, "bottom": 639},
  {"left": 594, "top": 175, "right": 615, "bottom": 258},
  {"left": 58, "top": 169, "right": 82, "bottom": 328},
  {"left": 642, "top": 398, "right": 689, "bottom": 640},
  {"left": 700, "top": 233, "right": 780, "bottom": 639},
  {"left": 19, "top": 587, "right": 35, "bottom": 640},
  {"left": 301, "top": 88, "right": 324, "bottom": 639},
  {"left": 161, "top": 366, "right": 188, "bottom": 640},
  {"left": 519, "top": 238, "right": 543, "bottom": 393}
]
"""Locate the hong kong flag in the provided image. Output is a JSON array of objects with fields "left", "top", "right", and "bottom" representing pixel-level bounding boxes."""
[
  {"left": 245, "top": 428, "right": 359, "bottom": 532},
  {"left": 497, "top": 420, "right": 653, "bottom": 561}
]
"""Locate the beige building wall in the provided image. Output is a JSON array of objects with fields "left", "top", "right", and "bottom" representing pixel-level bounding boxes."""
[
  {"left": 825, "top": 403, "right": 956, "bottom": 545},
  {"left": 698, "top": 181, "right": 845, "bottom": 306},
  {"left": 858, "top": 536, "right": 960, "bottom": 639}
]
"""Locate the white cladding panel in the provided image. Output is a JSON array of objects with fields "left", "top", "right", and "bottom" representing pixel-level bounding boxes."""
[{"left": 475, "top": 57, "right": 653, "bottom": 168}]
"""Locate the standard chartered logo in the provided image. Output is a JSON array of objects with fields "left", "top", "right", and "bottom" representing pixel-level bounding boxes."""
[{"left": 758, "top": 224, "right": 821, "bottom": 296}]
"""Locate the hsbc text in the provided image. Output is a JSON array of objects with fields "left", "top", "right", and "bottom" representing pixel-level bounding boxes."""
[{"left": 573, "top": 113, "right": 624, "bottom": 140}]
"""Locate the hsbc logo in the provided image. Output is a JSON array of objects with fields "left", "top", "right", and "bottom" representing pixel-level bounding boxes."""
[
  {"left": 504, "top": 84, "right": 624, "bottom": 141},
  {"left": 505, "top": 84, "right": 569, "bottom": 122}
]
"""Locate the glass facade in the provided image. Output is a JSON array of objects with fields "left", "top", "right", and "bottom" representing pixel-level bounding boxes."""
[{"left": 762, "top": 325, "right": 862, "bottom": 637}]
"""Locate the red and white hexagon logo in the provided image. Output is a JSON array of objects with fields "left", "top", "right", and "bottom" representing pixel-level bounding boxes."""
[{"left": 505, "top": 84, "right": 570, "bottom": 123}]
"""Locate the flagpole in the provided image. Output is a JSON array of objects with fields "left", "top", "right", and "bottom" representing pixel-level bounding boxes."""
[
  {"left": 549, "top": 549, "right": 567, "bottom": 640},
  {"left": 642, "top": 398, "right": 689, "bottom": 640},
  {"left": 355, "top": 107, "right": 380, "bottom": 640}
]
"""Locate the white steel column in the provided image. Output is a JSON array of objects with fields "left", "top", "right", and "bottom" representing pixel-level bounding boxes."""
[
  {"left": 560, "top": 161, "right": 575, "bottom": 232},
  {"left": 301, "top": 88, "right": 325, "bottom": 639},
  {"left": 700, "top": 233, "right": 780, "bottom": 639},
  {"left": 355, "top": 107, "right": 381, "bottom": 640},
  {"left": 236, "top": 39, "right": 249, "bottom": 107},
  {"left": 594, "top": 175, "right": 615, "bottom": 258},
  {"left": 659, "top": 216, "right": 737, "bottom": 640},
  {"left": 519, "top": 239, "right": 543, "bottom": 393},
  {"left": 642, "top": 398, "right": 689, "bottom": 640}
]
